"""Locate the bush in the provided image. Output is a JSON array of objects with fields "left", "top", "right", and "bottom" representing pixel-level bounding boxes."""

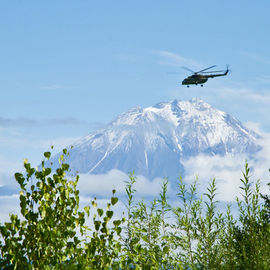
[
  {"left": 1, "top": 150, "right": 270, "bottom": 269},
  {"left": 0, "top": 149, "right": 124, "bottom": 269}
]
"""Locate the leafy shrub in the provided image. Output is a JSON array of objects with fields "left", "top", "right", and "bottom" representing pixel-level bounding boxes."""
[
  {"left": 1, "top": 150, "right": 270, "bottom": 269},
  {"left": 0, "top": 149, "right": 124, "bottom": 269}
]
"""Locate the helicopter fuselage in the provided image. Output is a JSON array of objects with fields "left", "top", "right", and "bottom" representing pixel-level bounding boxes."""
[
  {"left": 182, "top": 69, "right": 229, "bottom": 87},
  {"left": 182, "top": 74, "right": 208, "bottom": 86}
]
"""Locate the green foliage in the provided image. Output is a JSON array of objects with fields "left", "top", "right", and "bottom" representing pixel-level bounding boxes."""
[
  {"left": 0, "top": 149, "right": 124, "bottom": 269},
  {"left": 1, "top": 152, "right": 270, "bottom": 269},
  {"left": 120, "top": 177, "right": 181, "bottom": 269},
  {"left": 232, "top": 162, "right": 270, "bottom": 269}
]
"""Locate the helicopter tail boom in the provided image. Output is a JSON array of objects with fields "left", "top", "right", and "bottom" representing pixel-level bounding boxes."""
[{"left": 207, "top": 66, "right": 229, "bottom": 78}]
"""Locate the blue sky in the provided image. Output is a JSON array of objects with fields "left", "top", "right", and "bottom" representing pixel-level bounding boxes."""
[{"left": 1, "top": 1, "right": 270, "bottom": 220}]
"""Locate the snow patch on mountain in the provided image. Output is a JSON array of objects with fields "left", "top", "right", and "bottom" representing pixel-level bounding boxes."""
[{"left": 51, "top": 99, "right": 260, "bottom": 180}]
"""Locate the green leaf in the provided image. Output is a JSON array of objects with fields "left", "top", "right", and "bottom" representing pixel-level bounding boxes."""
[
  {"left": 97, "top": 208, "right": 104, "bottom": 217},
  {"left": 62, "top": 163, "right": 70, "bottom": 171},
  {"left": 111, "top": 197, "right": 118, "bottom": 206},
  {"left": 44, "top": 151, "right": 51, "bottom": 159},
  {"left": 92, "top": 201, "right": 97, "bottom": 208},
  {"left": 94, "top": 220, "right": 101, "bottom": 231},
  {"left": 163, "top": 245, "right": 170, "bottom": 254},
  {"left": 116, "top": 227, "right": 122, "bottom": 235},
  {"left": 106, "top": 210, "right": 114, "bottom": 219},
  {"left": 113, "top": 220, "right": 121, "bottom": 227},
  {"left": 84, "top": 206, "right": 90, "bottom": 217},
  {"left": 44, "top": 167, "right": 51, "bottom": 176},
  {"left": 15, "top": 173, "right": 25, "bottom": 189}
]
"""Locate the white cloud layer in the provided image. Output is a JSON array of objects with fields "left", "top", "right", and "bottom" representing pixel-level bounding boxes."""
[
  {"left": 182, "top": 134, "right": 270, "bottom": 202},
  {"left": 78, "top": 170, "right": 168, "bottom": 197}
]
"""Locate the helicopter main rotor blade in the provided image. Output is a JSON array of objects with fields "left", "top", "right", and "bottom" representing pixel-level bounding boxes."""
[
  {"left": 182, "top": 66, "right": 196, "bottom": 73},
  {"left": 200, "top": 70, "right": 225, "bottom": 73},
  {"left": 197, "top": 65, "right": 216, "bottom": 73}
]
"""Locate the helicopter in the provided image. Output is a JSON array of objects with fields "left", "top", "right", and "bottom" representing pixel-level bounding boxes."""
[{"left": 182, "top": 65, "right": 229, "bottom": 87}]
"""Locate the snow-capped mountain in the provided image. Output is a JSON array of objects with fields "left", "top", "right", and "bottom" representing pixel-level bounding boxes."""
[{"left": 54, "top": 99, "right": 260, "bottom": 180}]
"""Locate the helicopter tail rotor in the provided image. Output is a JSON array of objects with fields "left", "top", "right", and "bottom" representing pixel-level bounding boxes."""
[{"left": 225, "top": 65, "right": 231, "bottom": 75}]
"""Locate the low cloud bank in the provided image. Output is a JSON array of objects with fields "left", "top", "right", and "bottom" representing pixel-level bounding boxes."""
[
  {"left": 78, "top": 170, "right": 168, "bottom": 198},
  {"left": 182, "top": 133, "right": 270, "bottom": 202}
]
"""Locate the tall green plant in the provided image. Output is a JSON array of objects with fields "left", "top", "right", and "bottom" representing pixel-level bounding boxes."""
[
  {"left": 172, "top": 177, "right": 201, "bottom": 268},
  {"left": 196, "top": 179, "right": 224, "bottom": 269},
  {"left": 233, "top": 162, "right": 270, "bottom": 269},
  {"left": 120, "top": 177, "right": 182, "bottom": 269},
  {"left": 219, "top": 204, "right": 237, "bottom": 269}
]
